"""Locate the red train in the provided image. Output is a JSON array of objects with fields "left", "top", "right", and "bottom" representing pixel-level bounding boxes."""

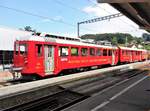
[{"left": 12, "top": 34, "right": 148, "bottom": 79}]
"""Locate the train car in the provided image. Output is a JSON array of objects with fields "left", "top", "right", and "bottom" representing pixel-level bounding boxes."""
[
  {"left": 141, "top": 49, "right": 148, "bottom": 61},
  {"left": 13, "top": 35, "right": 119, "bottom": 78},
  {"left": 148, "top": 51, "right": 150, "bottom": 60},
  {"left": 119, "top": 46, "right": 147, "bottom": 63},
  {"left": 119, "top": 46, "right": 133, "bottom": 63}
]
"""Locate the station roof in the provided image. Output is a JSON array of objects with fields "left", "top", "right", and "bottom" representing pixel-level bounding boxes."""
[{"left": 97, "top": 0, "right": 150, "bottom": 32}]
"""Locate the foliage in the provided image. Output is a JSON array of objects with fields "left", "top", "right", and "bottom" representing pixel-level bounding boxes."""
[
  {"left": 23, "top": 26, "right": 36, "bottom": 32},
  {"left": 81, "top": 33, "right": 137, "bottom": 45},
  {"left": 144, "top": 44, "right": 150, "bottom": 50},
  {"left": 81, "top": 33, "right": 150, "bottom": 50}
]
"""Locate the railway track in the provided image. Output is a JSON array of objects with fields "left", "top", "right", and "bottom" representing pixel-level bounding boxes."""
[
  {"left": 3, "top": 87, "right": 88, "bottom": 111},
  {"left": 1, "top": 69, "right": 149, "bottom": 111},
  {"left": 60, "top": 69, "right": 147, "bottom": 95}
]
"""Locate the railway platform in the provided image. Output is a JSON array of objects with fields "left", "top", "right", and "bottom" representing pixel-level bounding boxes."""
[
  {"left": 0, "top": 71, "right": 13, "bottom": 82},
  {"left": 63, "top": 70, "right": 150, "bottom": 111}
]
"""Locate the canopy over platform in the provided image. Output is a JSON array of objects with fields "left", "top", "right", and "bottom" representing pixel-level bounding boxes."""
[{"left": 97, "top": 0, "right": 150, "bottom": 32}]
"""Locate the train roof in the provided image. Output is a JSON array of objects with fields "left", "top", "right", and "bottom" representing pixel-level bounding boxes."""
[
  {"left": 119, "top": 46, "right": 147, "bottom": 52},
  {"left": 19, "top": 35, "right": 118, "bottom": 49}
]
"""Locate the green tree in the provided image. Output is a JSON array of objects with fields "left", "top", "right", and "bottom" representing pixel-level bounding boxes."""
[
  {"left": 111, "top": 36, "right": 117, "bottom": 45},
  {"left": 81, "top": 33, "right": 143, "bottom": 46},
  {"left": 24, "top": 26, "right": 36, "bottom": 32}
]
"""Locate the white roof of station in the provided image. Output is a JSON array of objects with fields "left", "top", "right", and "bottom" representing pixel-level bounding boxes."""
[{"left": 0, "top": 26, "right": 32, "bottom": 50}]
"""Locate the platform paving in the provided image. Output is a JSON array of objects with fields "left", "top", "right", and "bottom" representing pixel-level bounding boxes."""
[
  {"left": 63, "top": 69, "right": 150, "bottom": 111},
  {"left": 0, "top": 71, "right": 13, "bottom": 82}
]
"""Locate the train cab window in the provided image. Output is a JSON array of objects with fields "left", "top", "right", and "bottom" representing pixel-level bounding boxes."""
[
  {"left": 15, "top": 43, "right": 27, "bottom": 55},
  {"left": 103, "top": 49, "right": 107, "bottom": 56},
  {"left": 90, "top": 48, "right": 95, "bottom": 56},
  {"left": 71, "top": 47, "right": 78, "bottom": 56},
  {"left": 59, "top": 47, "right": 69, "bottom": 56},
  {"left": 108, "top": 50, "right": 112, "bottom": 56},
  {"left": 20, "top": 44, "right": 27, "bottom": 55},
  {"left": 36, "top": 45, "right": 42, "bottom": 57},
  {"left": 81, "top": 48, "right": 88, "bottom": 56},
  {"left": 96, "top": 49, "right": 101, "bottom": 56}
]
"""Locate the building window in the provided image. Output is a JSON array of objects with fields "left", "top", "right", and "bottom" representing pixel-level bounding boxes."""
[
  {"left": 96, "top": 49, "right": 101, "bottom": 56},
  {"left": 59, "top": 47, "right": 69, "bottom": 56},
  {"left": 81, "top": 48, "right": 88, "bottom": 56},
  {"left": 90, "top": 48, "right": 95, "bottom": 56},
  {"left": 103, "top": 49, "right": 107, "bottom": 56},
  {"left": 71, "top": 47, "right": 78, "bottom": 56}
]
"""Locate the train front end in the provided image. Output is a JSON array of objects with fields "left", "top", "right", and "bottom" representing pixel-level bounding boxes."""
[
  {"left": 12, "top": 40, "right": 42, "bottom": 79},
  {"left": 13, "top": 41, "right": 28, "bottom": 72}
]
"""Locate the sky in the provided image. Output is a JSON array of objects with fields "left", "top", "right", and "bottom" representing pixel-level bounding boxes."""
[{"left": 0, "top": 0, "right": 148, "bottom": 37}]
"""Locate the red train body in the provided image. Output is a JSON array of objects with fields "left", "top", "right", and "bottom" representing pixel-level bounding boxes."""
[{"left": 13, "top": 35, "right": 148, "bottom": 78}]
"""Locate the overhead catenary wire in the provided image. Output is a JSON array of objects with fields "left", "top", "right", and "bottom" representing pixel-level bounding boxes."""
[
  {"left": 0, "top": 2, "right": 142, "bottom": 36},
  {"left": 53, "top": 0, "right": 90, "bottom": 15},
  {"left": 87, "top": 0, "right": 139, "bottom": 30},
  {"left": 0, "top": 4, "right": 99, "bottom": 33}
]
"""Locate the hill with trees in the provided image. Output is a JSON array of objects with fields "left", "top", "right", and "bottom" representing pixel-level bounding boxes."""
[{"left": 81, "top": 33, "right": 150, "bottom": 50}]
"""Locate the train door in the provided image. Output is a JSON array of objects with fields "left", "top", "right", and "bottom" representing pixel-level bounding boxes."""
[
  {"left": 112, "top": 50, "right": 115, "bottom": 65},
  {"left": 130, "top": 51, "right": 132, "bottom": 62},
  {"left": 44, "top": 45, "right": 54, "bottom": 74},
  {"left": 140, "top": 51, "right": 142, "bottom": 61}
]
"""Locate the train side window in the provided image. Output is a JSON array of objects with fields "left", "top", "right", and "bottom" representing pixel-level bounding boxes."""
[
  {"left": 126, "top": 50, "right": 128, "bottom": 55},
  {"left": 123, "top": 50, "right": 125, "bottom": 55},
  {"left": 103, "top": 49, "right": 107, "bottom": 56},
  {"left": 71, "top": 47, "right": 78, "bottom": 56},
  {"left": 96, "top": 49, "right": 101, "bottom": 56},
  {"left": 115, "top": 51, "right": 117, "bottom": 55},
  {"left": 108, "top": 50, "right": 112, "bottom": 56},
  {"left": 90, "top": 48, "right": 95, "bottom": 56},
  {"left": 36, "top": 45, "right": 42, "bottom": 57},
  {"left": 81, "top": 48, "right": 88, "bottom": 56},
  {"left": 59, "top": 47, "right": 69, "bottom": 56}
]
